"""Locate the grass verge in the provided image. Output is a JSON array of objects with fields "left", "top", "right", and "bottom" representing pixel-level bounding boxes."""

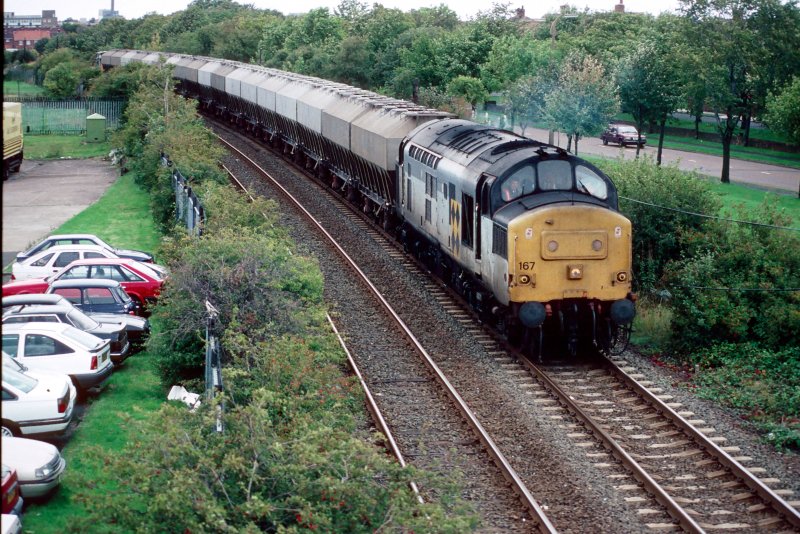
[{"left": 24, "top": 135, "right": 111, "bottom": 160}]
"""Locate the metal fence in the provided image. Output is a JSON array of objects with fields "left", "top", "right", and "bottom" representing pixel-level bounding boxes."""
[
  {"left": 170, "top": 163, "right": 205, "bottom": 236},
  {"left": 4, "top": 97, "right": 125, "bottom": 135}
]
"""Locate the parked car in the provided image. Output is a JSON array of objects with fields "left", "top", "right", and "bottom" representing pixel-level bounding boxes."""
[
  {"left": 10, "top": 244, "right": 120, "bottom": 282},
  {"left": 2, "top": 258, "right": 166, "bottom": 314},
  {"left": 1, "top": 465, "right": 23, "bottom": 516},
  {"left": 2, "top": 364, "right": 74, "bottom": 438},
  {"left": 2, "top": 322, "right": 113, "bottom": 394},
  {"left": 3, "top": 302, "right": 130, "bottom": 365},
  {"left": 600, "top": 124, "right": 646, "bottom": 147},
  {"left": 15, "top": 234, "right": 153, "bottom": 264},
  {"left": 1, "top": 436, "right": 66, "bottom": 499},
  {"left": 2, "top": 294, "right": 150, "bottom": 352},
  {"left": 47, "top": 278, "right": 139, "bottom": 315},
  {"left": 1, "top": 514, "right": 21, "bottom": 534}
]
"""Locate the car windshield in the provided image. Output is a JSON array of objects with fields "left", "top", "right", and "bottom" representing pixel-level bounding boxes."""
[
  {"left": 132, "top": 262, "right": 163, "bottom": 281},
  {"left": 618, "top": 126, "right": 637, "bottom": 134},
  {"left": 61, "top": 327, "right": 105, "bottom": 350},
  {"left": 3, "top": 365, "right": 38, "bottom": 393},
  {"left": 2, "top": 352, "right": 26, "bottom": 372},
  {"left": 113, "top": 287, "right": 132, "bottom": 303},
  {"left": 67, "top": 309, "right": 100, "bottom": 330}
]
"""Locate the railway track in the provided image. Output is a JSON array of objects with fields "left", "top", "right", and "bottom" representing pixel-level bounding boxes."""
[{"left": 210, "top": 118, "right": 799, "bottom": 533}]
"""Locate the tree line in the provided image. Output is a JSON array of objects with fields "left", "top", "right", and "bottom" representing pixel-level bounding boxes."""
[{"left": 4, "top": 0, "right": 800, "bottom": 182}]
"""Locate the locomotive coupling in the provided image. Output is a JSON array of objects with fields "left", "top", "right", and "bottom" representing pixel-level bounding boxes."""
[{"left": 610, "top": 299, "right": 636, "bottom": 325}]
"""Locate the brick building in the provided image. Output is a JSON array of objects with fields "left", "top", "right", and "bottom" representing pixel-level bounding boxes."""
[{"left": 4, "top": 10, "right": 59, "bottom": 50}]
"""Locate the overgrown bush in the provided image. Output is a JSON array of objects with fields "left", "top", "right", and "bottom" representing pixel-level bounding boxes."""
[
  {"left": 149, "top": 181, "right": 324, "bottom": 386},
  {"left": 111, "top": 63, "right": 225, "bottom": 231},
  {"left": 691, "top": 342, "right": 800, "bottom": 450},
  {"left": 663, "top": 198, "right": 800, "bottom": 352}
]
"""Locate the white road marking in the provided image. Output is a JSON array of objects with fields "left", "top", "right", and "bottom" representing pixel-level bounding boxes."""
[{"left": 761, "top": 171, "right": 772, "bottom": 175}]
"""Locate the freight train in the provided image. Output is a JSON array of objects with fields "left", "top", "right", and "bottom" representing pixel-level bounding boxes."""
[{"left": 100, "top": 50, "right": 636, "bottom": 358}]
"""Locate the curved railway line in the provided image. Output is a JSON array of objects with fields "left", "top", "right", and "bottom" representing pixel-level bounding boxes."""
[{"left": 210, "top": 117, "right": 800, "bottom": 533}]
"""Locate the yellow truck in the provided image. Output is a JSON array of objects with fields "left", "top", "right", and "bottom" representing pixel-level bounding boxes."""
[{"left": 3, "top": 102, "right": 24, "bottom": 180}]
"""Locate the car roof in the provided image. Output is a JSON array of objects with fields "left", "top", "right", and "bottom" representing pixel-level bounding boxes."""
[
  {"left": 45, "top": 234, "right": 102, "bottom": 240},
  {"left": 1, "top": 321, "right": 73, "bottom": 333},
  {"left": 3, "top": 303, "right": 73, "bottom": 315},
  {"left": 64, "top": 258, "right": 140, "bottom": 267},
  {"left": 2, "top": 294, "right": 67, "bottom": 307},
  {"left": 29, "top": 244, "right": 109, "bottom": 252},
  {"left": 49, "top": 278, "right": 122, "bottom": 289}
]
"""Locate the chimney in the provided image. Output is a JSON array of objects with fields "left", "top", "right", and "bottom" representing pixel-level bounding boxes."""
[
  {"left": 111, "top": 0, "right": 115, "bottom": 14},
  {"left": 615, "top": 0, "right": 625, "bottom": 12}
]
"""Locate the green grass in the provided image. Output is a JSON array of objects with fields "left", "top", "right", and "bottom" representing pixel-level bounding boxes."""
[
  {"left": 23, "top": 353, "right": 165, "bottom": 533},
  {"left": 55, "top": 172, "right": 162, "bottom": 255},
  {"left": 703, "top": 179, "right": 800, "bottom": 227},
  {"left": 3, "top": 80, "right": 44, "bottom": 96},
  {"left": 24, "top": 135, "right": 111, "bottom": 160},
  {"left": 20, "top": 171, "right": 164, "bottom": 531},
  {"left": 659, "top": 134, "right": 800, "bottom": 168}
]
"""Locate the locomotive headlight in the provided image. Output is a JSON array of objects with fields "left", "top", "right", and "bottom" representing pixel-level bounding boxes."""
[
  {"left": 567, "top": 265, "right": 583, "bottom": 280},
  {"left": 592, "top": 239, "right": 603, "bottom": 251},
  {"left": 616, "top": 271, "right": 628, "bottom": 282},
  {"left": 519, "top": 274, "right": 531, "bottom": 285},
  {"left": 547, "top": 240, "right": 559, "bottom": 252}
]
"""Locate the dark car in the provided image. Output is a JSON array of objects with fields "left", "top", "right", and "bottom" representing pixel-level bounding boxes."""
[
  {"left": 2, "top": 302, "right": 131, "bottom": 365},
  {"left": 601, "top": 124, "right": 646, "bottom": 147},
  {"left": 2, "top": 293, "right": 150, "bottom": 352},
  {"left": 15, "top": 234, "right": 154, "bottom": 264},
  {"left": 47, "top": 279, "right": 140, "bottom": 315}
]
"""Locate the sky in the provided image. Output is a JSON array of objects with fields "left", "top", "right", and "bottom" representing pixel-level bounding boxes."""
[{"left": 5, "top": 0, "right": 683, "bottom": 23}]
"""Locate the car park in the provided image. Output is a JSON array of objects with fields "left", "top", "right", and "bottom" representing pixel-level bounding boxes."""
[
  {"left": 2, "top": 258, "right": 166, "bottom": 314},
  {"left": 2, "top": 294, "right": 150, "bottom": 352},
  {"left": 2, "top": 322, "right": 113, "bottom": 394},
  {"left": 2, "top": 364, "right": 74, "bottom": 438},
  {"left": 3, "top": 302, "right": 130, "bottom": 365},
  {"left": 10, "top": 245, "right": 119, "bottom": 282},
  {"left": 1, "top": 436, "right": 66, "bottom": 499},
  {"left": 1, "top": 465, "right": 23, "bottom": 516},
  {"left": 600, "top": 124, "right": 646, "bottom": 147},
  {"left": 15, "top": 234, "right": 153, "bottom": 264}
]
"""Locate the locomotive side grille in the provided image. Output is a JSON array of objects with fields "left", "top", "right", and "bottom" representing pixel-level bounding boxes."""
[{"left": 492, "top": 224, "right": 508, "bottom": 258}]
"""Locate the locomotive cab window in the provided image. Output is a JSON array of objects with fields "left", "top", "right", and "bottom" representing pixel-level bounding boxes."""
[
  {"left": 537, "top": 160, "right": 572, "bottom": 191},
  {"left": 575, "top": 165, "right": 608, "bottom": 200},
  {"left": 500, "top": 165, "right": 535, "bottom": 202}
]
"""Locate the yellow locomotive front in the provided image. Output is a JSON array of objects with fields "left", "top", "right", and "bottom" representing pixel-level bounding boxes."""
[{"left": 490, "top": 156, "right": 635, "bottom": 357}]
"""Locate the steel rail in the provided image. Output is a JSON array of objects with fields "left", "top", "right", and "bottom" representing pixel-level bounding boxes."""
[
  {"left": 515, "top": 356, "right": 706, "bottom": 533},
  {"left": 608, "top": 358, "right": 800, "bottom": 529},
  {"left": 217, "top": 133, "right": 558, "bottom": 533}
]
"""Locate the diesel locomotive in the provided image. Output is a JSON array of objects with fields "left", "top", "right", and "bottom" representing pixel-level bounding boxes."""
[{"left": 100, "top": 50, "right": 636, "bottom": 358}]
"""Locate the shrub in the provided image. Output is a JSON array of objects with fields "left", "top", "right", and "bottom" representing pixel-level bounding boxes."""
[
  {"left": 691, "top": 342, "right": 800, "bottom": 451},
  {"left": 664, "top": 198, "right": 800, "bottom": 352}
]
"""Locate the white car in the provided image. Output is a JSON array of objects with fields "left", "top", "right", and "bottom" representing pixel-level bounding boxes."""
[
  {"left": 15, "top": 234, "right": 154, "bottom": 265},
  {"left": 1, "top": 322, "right": 113, "bottom": 394},
  {"left": 10, "top": 244, "right": 118, "bottom": 282},
  {"left": 2, "top": 365, "right": 75, "bottom": 438},
  {"left": 2, "top": 354, "right": 76, "bottom": 438},
  {"left": 1, "top": 436, "right": 66, "bottom": 499},
  {"left": 2, "top": 514, "right": 21, "bottom": 534}
]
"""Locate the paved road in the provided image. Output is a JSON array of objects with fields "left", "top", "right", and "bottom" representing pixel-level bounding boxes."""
[
  {"left": 518, "top": 126, "right": 800, "bottom": 196},
  {"left": 2, "top": 158, "right": 118, "bottom": 271}
]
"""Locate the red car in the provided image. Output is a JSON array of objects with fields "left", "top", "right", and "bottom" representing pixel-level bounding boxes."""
[
  {"left": 2, "top": 464, "right": 23, "bottom": 516},
  {"left": 2, "top": 258, "right": 165, "bottom": 313}
]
